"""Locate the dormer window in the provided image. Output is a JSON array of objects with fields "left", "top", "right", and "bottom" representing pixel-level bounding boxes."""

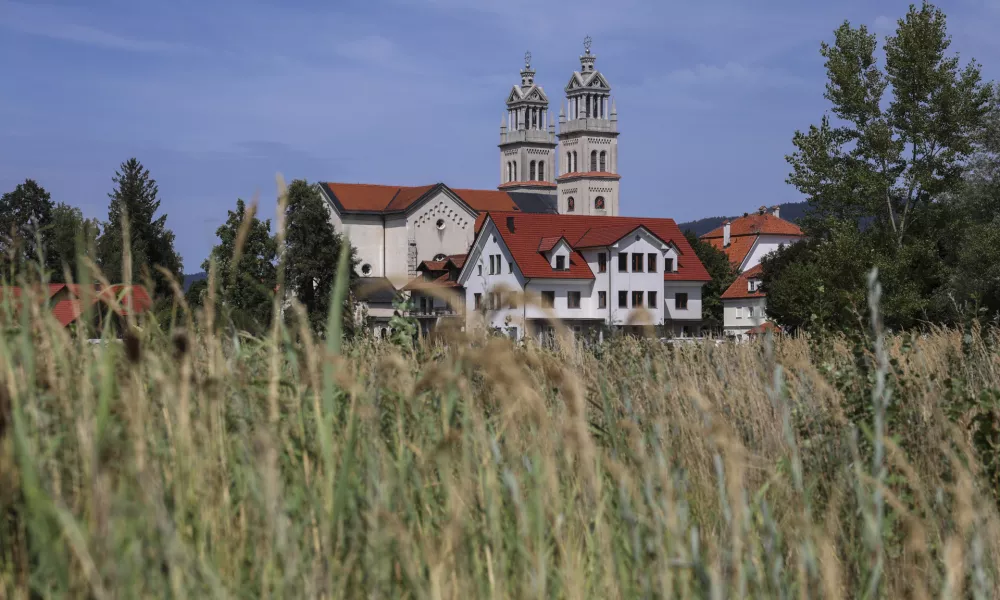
[
  {"left": 555, "top": 255, "right": 566, "bottom": 270},
  {"left": 749, "top": 279, "right": 761, "bottom": 293}
]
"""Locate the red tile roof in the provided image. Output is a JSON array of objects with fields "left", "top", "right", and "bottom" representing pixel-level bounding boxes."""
[
  {"left": 449, "top": 189, "right": 522, "bottom": 212},
  {"left": 537, "top": 236, "right": 565, "bottom": 252},
  {"left": 478, "top": 212, "right": 711, "bottom": 282},
  {"left": 721, "top": 264, "right": 766, "bottom": 300},
  {"left": 702, "top": 213, "right": 803, "bottom": 239},
  {"left": 701, "top": 213, "right": 804, "bottom": 267},
  {"left": 320, "top": 182, "right": 525, "bottom": 214},
  {"left": 52, "top": 299, "right": 87, "bottom": 327},
  {"left": 748, "top": 321, "right": 781, "bottom": 336},
  {"left": 402, "top": 272, "right": 461, "bottom": 291},
  {"left": 2, "top": 284, "right": 153, "bottom": 327},
  {"left": 403, "top": 256, "right": 466, "bottom": 292}
]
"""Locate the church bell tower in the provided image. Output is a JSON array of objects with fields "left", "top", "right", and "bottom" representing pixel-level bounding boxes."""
[
  {"left": 556, "top": 37, "right": 620, "bottom": 216},
  {"left": 498, "top": 52, "right": 558, "bottom": 194}
]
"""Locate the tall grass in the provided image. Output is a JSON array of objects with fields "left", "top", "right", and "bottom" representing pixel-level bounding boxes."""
[{"left": 3, "top": 190, "right": 1000, "bottom": 597}]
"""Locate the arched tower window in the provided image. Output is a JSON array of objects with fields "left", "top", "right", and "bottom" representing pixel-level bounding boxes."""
[
  {"left": 514, "top": 161, "right": 518, "bottom": 181},
  {"left": 595, "top": 196, "right": 606, "bottom": 210},
  {"left": 529, "top": 161, "right": 536, "bottom": 181},
  {"left": 599, "top": 151, "right": 607, "bottom": 172},
  {"left": 590, "top": 150, "right": 597, "bottom": 172},
  {"left": 567, "top": 197, "right": 575, "bottom": 212},
  {"left": 538, "top": 161, "right": 545, "bottom": 181},
  {"left": 573, "top": 151, "right": 578, "bottom": 172}
]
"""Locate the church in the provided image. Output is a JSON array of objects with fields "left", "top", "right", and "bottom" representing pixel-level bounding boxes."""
[{"left": 316, "top": 40, "right": 708, "bottom": 338}]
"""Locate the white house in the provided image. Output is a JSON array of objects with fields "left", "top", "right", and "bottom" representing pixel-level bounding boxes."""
[
  {"left": 454, "top": 211, "right": 711, "bottom": 340},
  {"left": 700, "top": 206, "right": 805, "bottom": 338}
]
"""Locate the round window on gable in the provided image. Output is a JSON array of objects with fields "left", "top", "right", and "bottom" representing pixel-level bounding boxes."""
[
  {"left": 434, "top": 253, "right": 446, "bottom": 261},
  {"left": 436, "top": 218, "right": 446, "bottom": 230},
  {"left": 361, "top": 263, "right": 372, "bottom": 276}
]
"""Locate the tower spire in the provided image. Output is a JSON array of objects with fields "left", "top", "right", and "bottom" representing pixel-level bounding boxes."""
[
  {"left": 556, "top": 36, "right": 621, "bottom": 215},
  {"left": 498, "top": 52, "right": 556, "bottom": 192}
]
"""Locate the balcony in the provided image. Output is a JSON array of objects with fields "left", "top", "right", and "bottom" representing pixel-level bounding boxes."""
[
  {"left": 500, "top": 128, "right": 556, "bottom": 145},
  {"left": 558, "top": 118, "right": 617, "bottom": 135}
]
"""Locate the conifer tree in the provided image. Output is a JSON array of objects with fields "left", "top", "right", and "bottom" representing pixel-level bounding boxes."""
[{"left": 97, "top": 158, "right": 182, "bottom": 298}]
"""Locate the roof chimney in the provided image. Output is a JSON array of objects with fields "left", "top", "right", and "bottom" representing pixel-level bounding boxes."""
[
  {"left": 506, "top": 216, "right": 516, "bottom": 233},
  {"left": 771, "top": 205, "right": 780, "bottom": 219},
  {"left": 758, "top": 205, "right": 767, "bottom": 215},
  {"left": 723, "top": 220, "right": 731, "bottom": 248}
]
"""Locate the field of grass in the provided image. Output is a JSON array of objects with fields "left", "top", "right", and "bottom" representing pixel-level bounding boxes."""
[{"left": 4, "top": 271, "right": 1000, "bottom": 598}]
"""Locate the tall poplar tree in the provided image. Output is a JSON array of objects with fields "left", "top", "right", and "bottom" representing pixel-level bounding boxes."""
[
  {"left": 764, "top": 2, "right": 993, "bottom": 331},
  {"left": 96, "top": 158, "right": 182, "bottom": 298}
]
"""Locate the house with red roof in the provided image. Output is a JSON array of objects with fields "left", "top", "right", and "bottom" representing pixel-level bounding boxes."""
[
  {"left": 399, "top": 255, "right": 467, "bottom": 338},
  {"left": 1, "top": 284, "right": 153, "bottom": 333},
  {"left": 701, "top": 206, "right": 805, "bottom": 338},
  {"left": 317, "top": 42, "right": 627, "bottom": 337},
  {"left": 451, "top": 211, "right": 711, "bottom": 340}
]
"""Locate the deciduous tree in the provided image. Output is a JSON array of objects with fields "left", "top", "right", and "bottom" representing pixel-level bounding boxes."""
[
  {"left": 283, "top": 180, "right": 360, "bottom": 335},
  {"left": 0, "top": 179, "right": 55, "bottom": 280},
  {"left": 684, "top": 230, "right": 738, "bottom": 333},
  {"left": 203, "top": 199, "right": 277, "bottom": 333}
]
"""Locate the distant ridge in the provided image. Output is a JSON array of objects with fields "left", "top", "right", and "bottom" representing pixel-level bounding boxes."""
[
  {"left": 678, "top": 201, "right": 809, "bottom": 237},
  {"left": 182, "top": 272, "right": 207, "bottom": 292}
]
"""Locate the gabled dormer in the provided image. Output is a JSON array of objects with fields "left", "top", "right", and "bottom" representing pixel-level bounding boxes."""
[{"left": 538, "top": 236, "right": 573, "bottom": 272}]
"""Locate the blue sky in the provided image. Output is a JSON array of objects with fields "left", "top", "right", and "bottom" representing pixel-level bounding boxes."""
[{"left": 2, "top": 0, "right": 998, "bottom": 272}]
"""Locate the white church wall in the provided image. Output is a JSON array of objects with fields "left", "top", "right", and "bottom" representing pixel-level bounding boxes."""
[
  {"left": 384, "top": 215, "right": 411, "bottom": 288},
  {"left": 409, "top": 191, "right": 477, "bottom": 264},
  {"left": 339, "top": 214, "right": 385, "bottom": 278}
]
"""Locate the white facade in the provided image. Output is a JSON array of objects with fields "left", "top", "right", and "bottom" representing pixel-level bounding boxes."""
[
  {"left": 723, "top": 297, "right": 768, "bottom": 338},
  {"left": 327, "top": 188, "right": 478, "bottom": 289},
  {"left": 739, "top": 234, "right": 803, "bottom": 272},
  {"left": 460, "top": 220, "right": 704, "bottom": 340}
]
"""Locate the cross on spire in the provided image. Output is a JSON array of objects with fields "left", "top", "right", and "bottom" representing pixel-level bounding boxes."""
[
  {"left": 524, "top": 50, "right": 532, "bottom": 68},
  {"left": 583, "top": 35, "right": 592, "bottom": 54}
]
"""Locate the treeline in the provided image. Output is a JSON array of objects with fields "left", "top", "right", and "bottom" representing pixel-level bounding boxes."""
[
  {"left": 1, "top": 160, "right": 358, "bottom": 336},
  {"left": 761, "top": 2, "right": 1000, "bottom": 333}
]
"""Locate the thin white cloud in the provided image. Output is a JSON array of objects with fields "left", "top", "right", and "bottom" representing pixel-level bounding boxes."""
[{"left": 0, "top": 0, "right": 192, "bottom": 53}]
